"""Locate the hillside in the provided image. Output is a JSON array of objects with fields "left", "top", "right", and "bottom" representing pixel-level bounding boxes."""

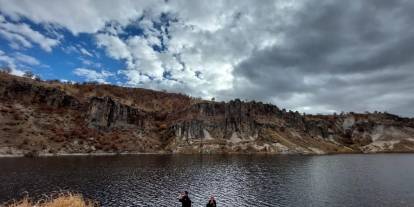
[{"left": 1, "top": 72, "right": 414, "bottom": 156}]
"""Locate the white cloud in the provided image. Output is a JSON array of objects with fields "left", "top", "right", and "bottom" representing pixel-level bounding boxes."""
[
  {"left": 0, "top": 29, "right": 32, "bottom": 49},
  {"left": 0, "top": 0, "right": 162, "bottom": 34},
  {"left": 73, "top": 67, "right": 113, "bottom": 83},
  {"left": 126, "top": 36, "right": 164, "bottom": 78},
  {"left": 80, "top": 58, "right": 101, "bottom": 68},
  {"left": 79, "top": 47, "right": 93, "bottom": 57},
  {"left": 96, "top": 34, "right": 131, "bottom": 60},
  {"left": 0, "top": 49, "right": 16, "bottom": 68},
  {"left": 96, "top": 33, "right": 177, "bottom": 83},
  {"left": 0, "top": 15, "right": 59, "bottom": 51},
  {"left": 0, "top": 50, "right": 26, "bottom": 76},
  {"left": 62, "top": 45, "right": 78, "bottom": 54},
  {"left": 14, "top": 52, "right": 40, "bottom": 65}
]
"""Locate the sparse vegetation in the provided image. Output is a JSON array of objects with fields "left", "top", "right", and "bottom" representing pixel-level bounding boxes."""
[
  {"left": 23, "top": 71, "right": 35, "bottom": 78},
  {"left": 0, "top": 67, "right": 12, "bottom": 74},
  {"left": 22, "top": 71, "right": 41, "bottom": 81}
]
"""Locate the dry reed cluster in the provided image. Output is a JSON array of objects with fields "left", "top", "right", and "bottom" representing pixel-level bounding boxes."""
[{"left": 3, "top": 192, "right": 97, "bottom": 207}]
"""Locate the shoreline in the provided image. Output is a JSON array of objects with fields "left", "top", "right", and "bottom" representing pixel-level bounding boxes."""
[
  {"left": 0, "top": 152, "right": 168, "bottom": 158},
  {"left": 1, "top": 151, "right": 414, "bottom": 158}
]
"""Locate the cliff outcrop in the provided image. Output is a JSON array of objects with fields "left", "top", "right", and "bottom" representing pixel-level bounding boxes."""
[{"left": 1, "top": 72, "right": 414, "bottom": 155}]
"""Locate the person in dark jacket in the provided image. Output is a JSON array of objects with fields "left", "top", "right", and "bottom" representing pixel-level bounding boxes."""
[
  {"left": 178, "top": 191, "right": 192, "bottom": 207},
  {"left": 206, "top": 196, "right": 217, "bottom": 207}
]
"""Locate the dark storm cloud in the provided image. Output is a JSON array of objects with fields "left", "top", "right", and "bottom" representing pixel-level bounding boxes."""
[{"left": 226, "top": 0, "right": 414, "bottom": 117}]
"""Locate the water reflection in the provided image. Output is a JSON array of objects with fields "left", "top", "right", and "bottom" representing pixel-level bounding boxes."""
[{"left": 1, "top": 154, "right": 414, "bottom": 206}]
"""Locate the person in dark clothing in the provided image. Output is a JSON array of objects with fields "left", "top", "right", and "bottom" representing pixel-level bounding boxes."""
[
  {"left": 178, "top": 191, "right": 192, "bottom": 207},
  {"left": 206, "top": 196, "right": 217, "bottom": 207}
]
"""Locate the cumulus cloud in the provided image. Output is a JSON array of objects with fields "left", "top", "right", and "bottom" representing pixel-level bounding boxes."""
[
  {"left": 1, "top": 0, "right": 414, "bottom": 116},
  {"left": 73, "top": 67, "right": 114, "bottom": 83},
  {"left": 96, "top": 34, "right": 131, "bottom": 60},
  {"left": 96, "top": 33, "right": 178, "bottom": 83},
  {"left": 0, "top": 0, "right": 161, "bottom": 34}
]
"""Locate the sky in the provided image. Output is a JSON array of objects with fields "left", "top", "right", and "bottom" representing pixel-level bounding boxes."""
[{"left": 0, "top": 0, "right": 413, "bottom": 117}]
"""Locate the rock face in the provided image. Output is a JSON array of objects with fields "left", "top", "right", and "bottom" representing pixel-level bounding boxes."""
[
  {"left": 87, "top": 96, "right": 149, "bottom": 129},
  {"left": 165, "top": 99, "right": 414, "bottom": 154},
  {"left": 168, "top": 100, "right": 281, "bottom": 152},
  {"left": 1, "top": 72, "right": 414, "bottom": 155},
  {"left": 173, "top": 100, "right": 274, "bottom": 140}
]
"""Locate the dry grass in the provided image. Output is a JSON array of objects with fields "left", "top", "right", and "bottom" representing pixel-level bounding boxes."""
[{"left": 4, "top": 193, "right": 98, "bottom": 207}]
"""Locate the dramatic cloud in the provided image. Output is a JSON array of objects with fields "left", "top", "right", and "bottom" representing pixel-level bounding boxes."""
[
  {"left": 225, "top": 0, "right": 414, "bottom": 116},
  {"left": 0, "top": 0, "right": 413, "bottom": 116},
  {"left": 73, "top": 68, "right": 113, "bottom": 83}
]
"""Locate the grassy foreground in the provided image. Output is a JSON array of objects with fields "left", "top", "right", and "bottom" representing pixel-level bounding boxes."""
[{"left": 4, "top": 193, "right": 97, "bottom": 207}]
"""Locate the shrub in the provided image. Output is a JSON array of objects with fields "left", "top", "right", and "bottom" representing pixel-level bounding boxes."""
[{"left": 3, "top": 192, "right": 97, "bottom": 207}]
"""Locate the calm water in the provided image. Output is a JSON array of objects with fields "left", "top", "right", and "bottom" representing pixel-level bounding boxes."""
[{"left": 1, "top": 154, "right": 414, "bottom": 207}]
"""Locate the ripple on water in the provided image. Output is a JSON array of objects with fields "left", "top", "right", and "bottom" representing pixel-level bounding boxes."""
[{"left": 1, "top": 154, "right": 414, "bottom": 207}]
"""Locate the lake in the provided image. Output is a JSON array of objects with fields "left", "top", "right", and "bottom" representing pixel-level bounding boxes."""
[{"left": 1, "top": 154, "right": 414, "bottom": 206}]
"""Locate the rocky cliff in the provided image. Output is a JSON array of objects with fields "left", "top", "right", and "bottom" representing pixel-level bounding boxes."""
[{"left": 1, "top": 72, "right": 414, "bottom": 156}]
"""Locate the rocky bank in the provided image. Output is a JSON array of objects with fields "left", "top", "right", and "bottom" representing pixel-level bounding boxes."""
[{"left": 1, "top": 72, "right": 414, "bottom": 156}]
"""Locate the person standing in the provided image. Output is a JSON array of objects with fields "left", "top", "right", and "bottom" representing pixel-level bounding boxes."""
[
  {"left": 206, "top": 196, "right": 217, "bottom": 207},
  {"left": 178, "top": 191, "right": 192, "bottom": 207}
]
